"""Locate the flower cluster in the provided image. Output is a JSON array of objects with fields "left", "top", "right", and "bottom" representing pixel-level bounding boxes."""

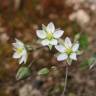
[
  {"left": 36, "top": 22, "right": 80, "bottom": 64},
  {"left": 12, "top": 22, "right": 80, "bottom": 65}
]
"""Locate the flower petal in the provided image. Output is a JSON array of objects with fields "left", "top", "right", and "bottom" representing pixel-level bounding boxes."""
[
  {"left": 47, "top": 22, "right": 55, "bottom": 33},
  {"left": 15, "top": 39, "right": 24, "bottom": 47},
  {"left": 12, "top": 43, "right": 17, "bottom": 48},
  {"left": 53, "top": 30, "right": 64, "bottom": 38},
  {"left": 64, "top": 37, "right": 72, "bottom": 48},
  {"left": 19, "top": 50, "right": 27, "bottom": 64},
  {"left": 50, "top": 39, "right": 58, "bottom": 45},
  {"left": 19, "top": 56, "right": 25, "bottom": 64},
  {"left": 13, "top": 52, "right": 21, "bottom": 59},
  {"left": 12, "top": 39, "right": 24, "bottom": 49},
  {"left": 41, "top": 39, "right": 50, "bottom": 46},
  {"left": 55, "top": 45, "right": 66, "bottom": 52},
  {"left": 72, "top": 43, "right": 79, "bottom": 52},
  {"left": 69, "top": 53, "right": 77, "bottom": 60},
  {"left": 57, "top": 53, "right": 68, "bottom": 61},
  {"left": 36, "top": 30, "right": 47, "bottom": 39},
  {"left": 23, "top": 51, "right": 28, "bottom": 64}
]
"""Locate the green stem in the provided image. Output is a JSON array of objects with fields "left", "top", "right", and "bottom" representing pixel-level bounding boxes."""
[
  {"left": 61, "top": 66, "right": 68, "bottom": 96},
  {"left": 33, "top": 46, "right": 46, "bottom": 51},
  {"left": 26, "top": 45, "right": 46, "bottom": 52}
]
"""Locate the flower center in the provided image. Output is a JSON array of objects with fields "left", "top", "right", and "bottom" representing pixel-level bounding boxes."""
[
  {"left": 17, "top": 48, "right": 23, "bottom": 54},
  {"left": 47, "top": 32, "right": 53, "bottom": 40},
  {"left": 66, "top": 48, "right": 72, "bottom": 55}
]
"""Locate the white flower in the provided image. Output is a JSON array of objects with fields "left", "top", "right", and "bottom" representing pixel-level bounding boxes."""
[
  {"left": 12, "top": 39, "right": 28, "bottom": 64},
  {"left": 55, "top": 37, "right": 79, "bottom": 64},
  {"left": 36, "top": 22, "right": 64, "bottom": 49}
]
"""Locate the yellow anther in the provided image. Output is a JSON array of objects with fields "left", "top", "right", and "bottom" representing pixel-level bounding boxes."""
[
  {"left": 17, "top": 48, "right": 23, "bottom": 54},
  {"left": 66, "top": 48, "right": 72, "bottom": 55},
  {"left": 47, "top": 32, "right": 53, "bottom": 40}
]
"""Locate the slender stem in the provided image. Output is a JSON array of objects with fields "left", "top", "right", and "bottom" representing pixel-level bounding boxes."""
[
  {"left": 27, "top": 46, "right": 47, "bottom": 52},
  {"left": 28, "top": 60, "right": 35, "bottom": 68},
  {"left": 61, "top": 66, "right": 68, "bottom": 96},
  {"left": 33, "top": 46, "right": 46, "bottom": 51}
]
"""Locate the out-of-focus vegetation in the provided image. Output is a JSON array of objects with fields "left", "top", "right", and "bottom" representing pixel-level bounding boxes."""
[{"left": 0, "top": 0, "right": 96, "bottom": 96}]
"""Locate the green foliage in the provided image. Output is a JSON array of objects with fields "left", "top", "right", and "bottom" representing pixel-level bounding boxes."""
[
  {"left": 26, "top": 44, "right": 33, "bottom": 51},
  {"left": 16, "top": 66, "right": 31, "bottom": 80},
  {"left": 74, "top": 33, "right": 80, "bottom": 42},
  {"left": 38, "top": 68, "right": 49, "bottom": 76},
  {"left": 93, "top": 52, "right": 96, "bottom": 58},
  {"left": 48, "top": 45, "right": 52, "bottom": 50},
  {"left": 80, "top": 55, "right": 96, "bottom": 69},
  {"left": 80, "top": 60, "right": 89, "bottom": 69},
  {"left": 79, "top": 34, "right": 88, "bottom": 49},
  {"left": 67, "top": 59, "right": 72, "bottom": 65}
]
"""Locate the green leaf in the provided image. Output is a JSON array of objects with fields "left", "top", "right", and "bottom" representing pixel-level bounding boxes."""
[
  {"left": 42, "top": 24, "right": 47, "bottom": 32},
  {"left": 74, "top": 33, "right": 80, "bottom": 42},
  {"left": 67, "top": 59, "right": 72, "bottom": 65},
  {"left": 38, "top": 68, "right": 49, "bottom": 76},
  {"left": 79, "top": 34, "right": 88, "bottom": 49},
  {"left": 25, "top": 44, "right": 33, "bottom": 51},
  {"left": 80, "top": 56, "right": 96, "bottom": 69},
  {"left": 48, "top": 45, "right": 52, "bottom": 50},
  {"left": 77, "top": 50, "right": 83, "bottom": 55},
  {"left": 16, "top": 66, "right": 31, "bottom": 80}
]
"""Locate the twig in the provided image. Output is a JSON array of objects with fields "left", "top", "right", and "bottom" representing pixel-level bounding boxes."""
[{"left": 61, "top": 66, "right": 68, "bottom": 96}]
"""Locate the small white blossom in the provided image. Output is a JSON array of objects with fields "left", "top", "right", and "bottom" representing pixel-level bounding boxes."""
[
  {"left": 12, "top": 39, "right": 28, "bottom": 64},
  {"left": 55, "top": 37, "right": 79, "bottom": 64},
  {"left": 36, "top": 22, "right": 64, "bottom": 49}
]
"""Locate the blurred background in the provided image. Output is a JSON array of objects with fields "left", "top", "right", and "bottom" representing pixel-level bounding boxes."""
[{"left": 0, "top": 0, "right": 96, "bottom": 96}]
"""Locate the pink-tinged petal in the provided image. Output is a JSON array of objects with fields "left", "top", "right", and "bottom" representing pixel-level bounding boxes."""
[
  {"left": 57, "top": 53, "right": 68, "bottom": 61},
  {"left": 55, "top": 45, "right": 66, "bottom": 52},
  {"left": 41, "top": 39, "right": 50, "bottom": 46},
  {"left": 36, "top": 30, "right": 47, "bottom": 39},
  {"left": 64, "top": 37, "right": 72, "bottom": 48},
  {"left": 69, "top": 53, "right": 77, "bottom": 60},
  {"left": 53, "top": 30, "right": 64, "bottom": 38},
  {"left": 47, "top": 22, "right": 55, "bottom": 33},
  {"left": 72, "top": 43, "right": 79, "bottom": 52},
  {"left": 50, "top": 39, "right": 58, "bottom": 45}
]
